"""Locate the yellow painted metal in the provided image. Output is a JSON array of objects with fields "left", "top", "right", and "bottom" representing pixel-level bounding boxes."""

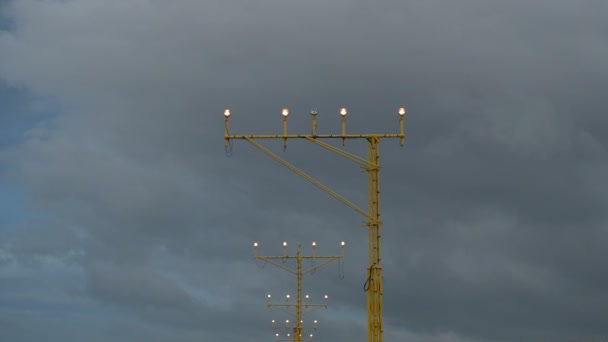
[
  {"left": 224, "top": 117, "right": 230, "bottom": 147},
  {"left": 366, "top": 137, "right": 382, "bottom": 342},
  {"left": 399, "top": 116, "right": 405, "bottom": 146},
  {"left": 341, "top": 117, "right": 346, "bottom": 146},
  {"left": 226, "top": 114, "right": 405, "bottom": 342},
  {"left": 227, "top": 134, "right": 402, "bottom": 139},
  {"left": 255, "top": 243, "right": 344, "bottom": 342},
  {"left": 283, "top": 117, "right": 288, "bottom": 149},
  {"left": 304, "top": 137, "right": 377, "bottom": 169}
]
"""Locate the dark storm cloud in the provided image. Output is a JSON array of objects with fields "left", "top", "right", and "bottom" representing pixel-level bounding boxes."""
[{"left": 0, "top": 0, "right": 607, "bottom": 341}]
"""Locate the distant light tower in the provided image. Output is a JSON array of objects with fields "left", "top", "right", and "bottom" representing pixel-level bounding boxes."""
[
  {"left": 272, "top": 319, "right": 317, "bottom": 342},
  {"left": 226, "top": 107, "right": 407, "bottom": 342},
  {"left": 274, "top": 330, "right": 315, "bottom": 342},
  {"left": 254, "top": 241, "right": 345, "bottom": 342}
]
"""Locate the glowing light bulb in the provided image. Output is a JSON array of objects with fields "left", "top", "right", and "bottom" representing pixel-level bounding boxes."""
[
  {"left": 224, "top": 109, "right": 231, "bottom": 117},
  {"left": 254, "top": 242, "right": 258, "bottom": 247},
  {"left": 281, "top": 108, "right": 289, "bottom": 117},
  {"left": 339, "top": 108, "right": 348, "bottom": 116},
  {"left": 398, "top": 107, "right": 406, "bottom": 116}
]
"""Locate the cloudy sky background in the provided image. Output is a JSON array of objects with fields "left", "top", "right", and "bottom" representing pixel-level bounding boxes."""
[{"left": 1, "top": 0, "right": 607, "bottom": 341}]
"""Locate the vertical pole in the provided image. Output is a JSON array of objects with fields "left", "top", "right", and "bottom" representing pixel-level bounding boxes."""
[
  {"left": 283, "top": 116, "right": 288, "bottom": 150},
  {"left": 367, "top": 137, "right": 382, "bottom": 342},
  {"left": 295, "top": 244, "right": 303, "bottom": 342},
  {"left": 224, "top": 117, "right": 230, "bottom": 147},
  {"left": 311, "top": 113, "right": 318, "bottom": 136},
  {"left": 399, "top": 115, "right": 405, "bottom": 146},
  {"left": 341, "top": 117, "right": 346, "bottom": 146}
]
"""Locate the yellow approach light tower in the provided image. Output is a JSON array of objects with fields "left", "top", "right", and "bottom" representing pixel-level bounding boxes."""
[
  {"left": 254, "top": 241, "right": 345, "bottom": 342},
  {"left": 274, "top": 330, "right": 315, "bottom": 342},
  {"left": 225, "top": 107, "right": 407, "bottom": 342}
]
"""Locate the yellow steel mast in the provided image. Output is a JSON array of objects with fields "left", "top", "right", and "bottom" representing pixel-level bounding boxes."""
[
  {"left": 254, "top": 241, "right": 345, "bottom": 342},
  {"left": 225, "top": 107, "right": 407, "bottom": 342}
]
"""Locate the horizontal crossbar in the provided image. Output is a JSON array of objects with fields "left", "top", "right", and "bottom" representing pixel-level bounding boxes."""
[{"left": 227, "top": 134, "right": 402, "bottom": 139}]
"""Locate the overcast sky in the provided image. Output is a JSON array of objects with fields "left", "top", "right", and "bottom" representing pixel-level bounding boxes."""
[{"left": 1, "top": 0, "right": 607, "bottom": 341}]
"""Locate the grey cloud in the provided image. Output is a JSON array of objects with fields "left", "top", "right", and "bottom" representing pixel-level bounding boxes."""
[{"left": 1, "top": 0, "right": 607, "bottom": 341}]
